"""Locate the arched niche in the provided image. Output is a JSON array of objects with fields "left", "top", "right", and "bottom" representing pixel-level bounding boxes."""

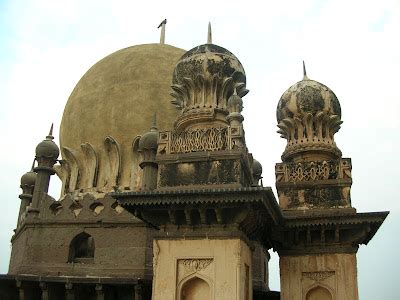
[
  {"left": 177, "top": 274, "right": 212, "bottom": 300},
  {"left": 68, "top": 232, "right": 95, "bottom": 263},
  {"left": 306, "top": 285, "right": 333, "bottom": 300}
]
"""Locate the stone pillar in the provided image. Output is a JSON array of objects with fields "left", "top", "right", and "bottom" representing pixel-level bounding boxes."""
[
  {"left": 139, "top": 117, "right": 158, "bottom": 191},
  {"left": 95, "top": 284, "right": 104, "bottom": 300},
  {"left": 152, "top": 238, "right": 252, "bottom": 300},
  {"left": 65, "top": 283, "right": 74, "bottom": 300},
  {"left": 40, "top": 282, "right": 49, "bottom": 300},
  {"left": 279, "top": 253, "right": 358, "bottom": 300},
  {"left": 16, "top": 280, "right": 24, "bottom": 300},
  {"left": 29, "top": 127, "right": 59, "bottom": 216},
  {"left": 17, "top": 165, "right": 36, "bottom": 227},
  {"left": 134, "top": 284, "right": 142, "bottom": 300}
]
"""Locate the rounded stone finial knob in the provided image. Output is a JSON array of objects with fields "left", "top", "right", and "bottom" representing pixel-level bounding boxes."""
[
  {"left": 139, "top": 116, "right": 159, "bottom": 151},
  {"left": 20, "top": 170, "right": 37, "bottom": 188},
  {"left": 35, "top": 125, "right": 60, "bottom": 159}
]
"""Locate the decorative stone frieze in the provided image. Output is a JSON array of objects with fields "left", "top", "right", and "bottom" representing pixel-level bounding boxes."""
[
  {"left": 302, "top": 271, "right": 335, "bottom": 282},
  {"left": 170, "top": 127, "right": 228, "bottom": 153}
]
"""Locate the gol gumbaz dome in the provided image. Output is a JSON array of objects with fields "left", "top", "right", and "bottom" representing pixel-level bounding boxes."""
[{"left": 59, "top": 44, "right": 185, "bottom": 193}]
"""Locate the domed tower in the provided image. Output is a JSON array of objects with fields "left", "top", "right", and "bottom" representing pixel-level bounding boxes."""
[
  {"left": 116, "top": 28, "right": 275, "bottom": 300},
  {"left": 156, "top": 40, "right": 260, "bottom": 189},
  {"left": 273, "top": 64, "right": 388, "bottom": 300},
  {"left": 275, "top": 64, "right": 351, "bottom": 211},
  {"left": 276, "top": 63, "right": 342, "bottom": 162}
]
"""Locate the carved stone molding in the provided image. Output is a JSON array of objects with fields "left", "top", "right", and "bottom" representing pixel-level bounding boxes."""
[
  {"left": 170, "top": 127, "right": 228, "bottom": 153},
  {"left": 178, "top": 258, "right": 213, "bottom": 272},
  {"left": 302, "top": 271, "right": 335, "bottom": 282},
  {"left": 276, "top": 159, "right": 352, "bottom": 183}
]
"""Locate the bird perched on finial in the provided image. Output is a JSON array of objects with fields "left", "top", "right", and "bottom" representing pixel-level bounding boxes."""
[{"left": 157, "top": 19, "right": 167, "bottom": 28}]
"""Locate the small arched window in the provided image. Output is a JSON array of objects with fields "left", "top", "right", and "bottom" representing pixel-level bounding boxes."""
[{"left": 68, "top": 232, "right": 95, "bottom": 263}]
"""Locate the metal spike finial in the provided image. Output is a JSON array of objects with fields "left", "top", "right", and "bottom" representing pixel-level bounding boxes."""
[
  {"left": 30, "top": 158, "right": 36, "bottom": 171},
  {"left": 158, "top": 19, "right": 167, "bottom": 44},
  {"left": 207, "top": 22, "right": 212, "bottom": 44},
  {"left": 151, "top": 113, "right": 158, "bottom": 131},
  {"left": 303, "top": 61, "right": 309, "bottom": 80},
  {"left": 46, "top": 123, "right": 54, "bottom": 140}
]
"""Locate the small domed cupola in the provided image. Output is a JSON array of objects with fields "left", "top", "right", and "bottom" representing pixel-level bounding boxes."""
[
  {"left": 20, "top": 169, "right": 37, "bottom": 190},
  {"left": 139, "top": 116, "right": 159, "bottom": 151},
  {"left": 252, "top": 159, "right": 263, "bottom": 186},
  {"left": 276, "top": 62, "right": 342, "bottom": 162},
  {"left": 138, "top": 115, "right": 159, "bottom": 191},
  {"left": 170, "top": 36, "right": 248, "bottom": 131},
  {"left": 35, "top": 124, "right": 60, "bottom": 162}
]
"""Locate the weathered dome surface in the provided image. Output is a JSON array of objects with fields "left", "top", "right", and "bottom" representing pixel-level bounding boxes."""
[
  {"left": 252, "top": 159, "right": 262, "bottom": 177},
  {"left": 21, "top": 171, "right": 37, "bottom": 187},
  {"left": 276, "top": 79, "right": 341, "bottom": 123},
  {"left": 139, "top": 130, "right": 158, "bottom": 150},
  {"left": 61, "top": 44, "right": 185, "bottom": 151},
  {"left": 172, "top": 44, "right": 246, "bottom": 86},
  {"left": 36, "top": 138, "right": 60, "bottom": 159},
  {"left": 59, "top": 44, "right": 185, "bottom": 194}
]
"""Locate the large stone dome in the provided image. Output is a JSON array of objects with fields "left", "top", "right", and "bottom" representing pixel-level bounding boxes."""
[{"left": 58, "top": 44, "right": 185, "bottom": 196}]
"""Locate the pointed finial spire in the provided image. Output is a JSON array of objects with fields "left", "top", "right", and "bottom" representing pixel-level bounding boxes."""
[
  {"left": 303, "top": 61, "right": 309, "bottom": 80},
  {"left": 151, "top": 113, "right": 158, "bottom": 131},
  {"left": 46, "top": 123, "right": 54, "bottom": 140},
  {"left": 158, "top": 19, "right": 167, "bottom": 44},
  {"left": 30, "top": 158, "right": 36, "bottom": 171},
  {"left": 207, "top": 22, "right": 212, "bottom": 44}
]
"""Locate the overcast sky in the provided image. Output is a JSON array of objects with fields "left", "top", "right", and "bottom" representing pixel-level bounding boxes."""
[{"left": 0, "top": 0, "right": 399, "bottom": 298}]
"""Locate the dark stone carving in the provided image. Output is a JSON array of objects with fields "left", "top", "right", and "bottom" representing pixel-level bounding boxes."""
[{"left": 159, "top": 159, "right": 240, "bottom": 187}]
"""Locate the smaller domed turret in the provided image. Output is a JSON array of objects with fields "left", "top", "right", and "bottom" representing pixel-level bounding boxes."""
[
  {"left": 252, "top": 159, "right": 263, "bottom": 186},
  {"left": 21, "top": 170, "right": 37, "bottom": 188},
  {"left": 170, "top": 42, "right": 248, "bottom": 131},
  {"left": 35, "top": 124, "right": 60, "bottom": 160},
  {"left": 276, "top": 63, "right": 342, "bottom": 162},
  {"left": 139, "top": 115, "right": 159, "bottom": 151},
  {"left": 20, "top": 159, "right": 37, "bottom": 195},
  {"left": 139, "top": 115, "right": 159, "bottom": 191}
]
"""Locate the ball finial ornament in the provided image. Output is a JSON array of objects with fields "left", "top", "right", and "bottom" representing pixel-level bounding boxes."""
[{"left": 35, "top": 124, "right": 60, "bottom": 160}]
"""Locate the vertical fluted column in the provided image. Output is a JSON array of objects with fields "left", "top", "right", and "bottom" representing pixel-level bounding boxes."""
[
  {"left": 95, "top": 284, "right": 104, "bottom": 300},
  {"left": 134, "top": 284, "right": 143, "bottom": 300},
  {"left": 40, "top": 282, "right": 48, "bottom": 300},
  {"left": 65, "top": 283, "right": 74, "bottom": 300}
]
